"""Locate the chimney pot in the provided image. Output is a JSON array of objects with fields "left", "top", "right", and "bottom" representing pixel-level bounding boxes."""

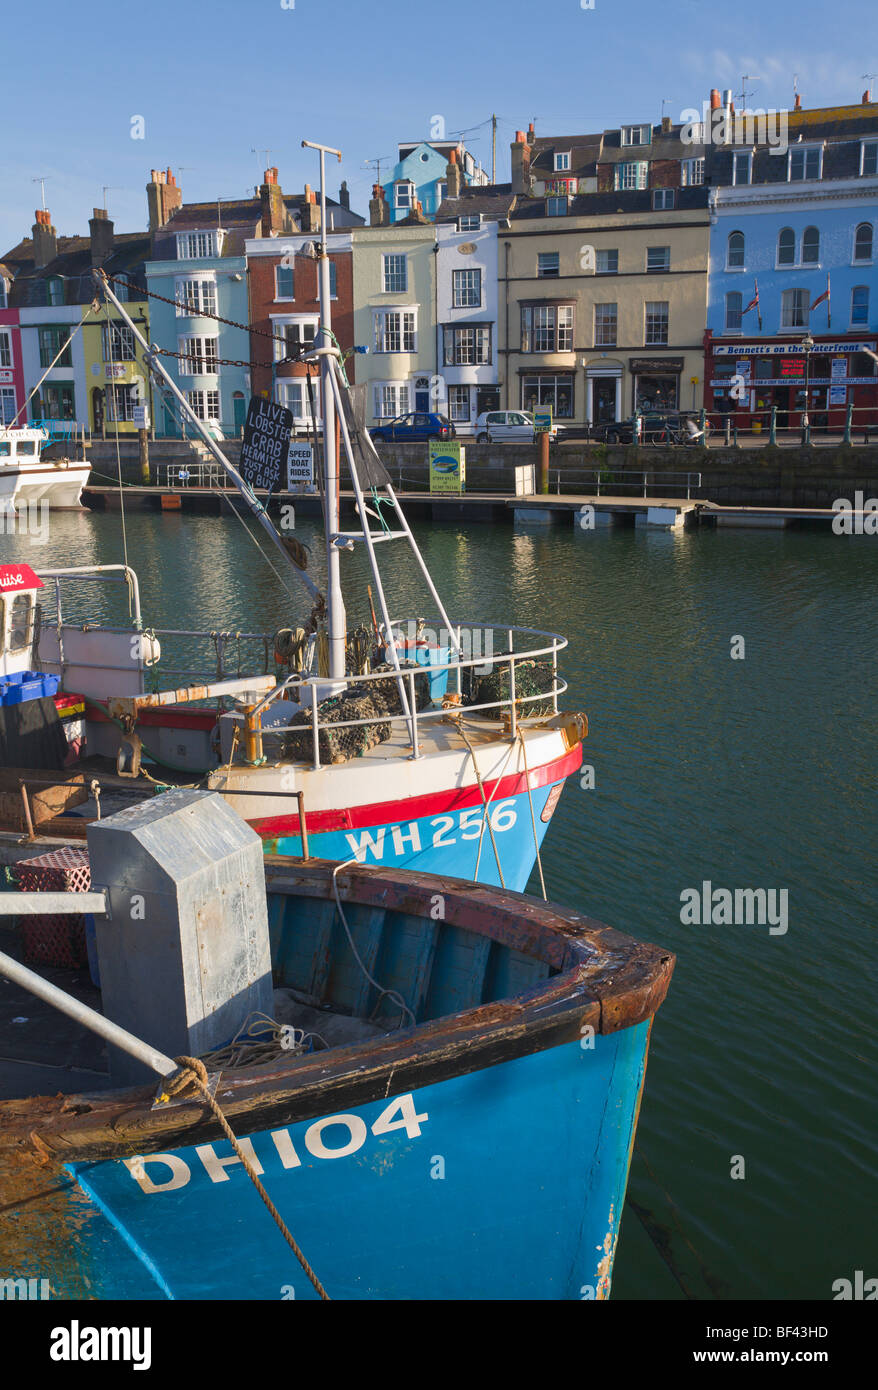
[
  {"left": 515, "top": 130, "right": 526, "bottom": 143},
  {"left": 527, "top": 122, "right": 534, "bottom": 139},
  {"left": 794, "top": 93, "right": 801, "bottom": 109},
  {"left": 863, "top": 89, "right": 871, "bottom": 104},
  {"left": 710, "top": 88, "right": 721, "bottom": 110}
]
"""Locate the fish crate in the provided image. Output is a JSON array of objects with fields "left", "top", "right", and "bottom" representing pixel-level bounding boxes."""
[
  {"left": 13, "top": 847, "right": 91, "bottom": 969},
  {"left": 0, "top": 671, "right": 61, "bottom": 705}
]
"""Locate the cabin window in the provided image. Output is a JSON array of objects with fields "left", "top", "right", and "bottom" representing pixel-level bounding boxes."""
[{"left": 9, "top": 594, "right": 33, "bottom": 651}]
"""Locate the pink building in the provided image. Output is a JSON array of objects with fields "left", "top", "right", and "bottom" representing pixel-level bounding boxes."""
[{"left": 0, "top": 266, "right": 25, "bottom": 424}]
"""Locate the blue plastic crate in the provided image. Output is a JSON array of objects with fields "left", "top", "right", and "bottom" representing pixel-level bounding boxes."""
[{"left": 0, "top": 671, "right": 61, "bottom": 705}]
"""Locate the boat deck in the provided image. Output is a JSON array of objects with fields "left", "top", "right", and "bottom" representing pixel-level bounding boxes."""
[{"left": 0, "top": 921, "right": 110, "bottom": 1100}]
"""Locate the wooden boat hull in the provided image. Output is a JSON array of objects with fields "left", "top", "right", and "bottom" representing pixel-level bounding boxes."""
[{"left": 0, "top": 863, "right": 673, "bottom": 1301}]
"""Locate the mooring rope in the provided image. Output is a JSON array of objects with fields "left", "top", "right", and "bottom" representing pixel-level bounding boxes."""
[
  {"left": 517, "top": 729, "right": 547, "bottom": 901},
  {"left": 163, "top": 1055, "right": 331, "bottom": 1301}
]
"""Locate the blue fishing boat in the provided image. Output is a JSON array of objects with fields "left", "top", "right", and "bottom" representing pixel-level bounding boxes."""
[{"left": 0, "top": 851, "right": 673, "bottom": 1301}]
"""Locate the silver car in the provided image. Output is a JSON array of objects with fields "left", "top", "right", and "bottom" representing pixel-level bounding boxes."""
[{"left": 474, "top": 410, "right": 559, "bottom": 443}]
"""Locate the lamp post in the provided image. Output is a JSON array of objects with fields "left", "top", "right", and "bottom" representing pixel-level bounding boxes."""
[{"left": 801, "top": 332, "right": 815, "bottom": 446}]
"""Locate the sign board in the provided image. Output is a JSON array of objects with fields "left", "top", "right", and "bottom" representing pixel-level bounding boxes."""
[
  {"left": 132, "top": 405, "right": 150, "bottom": 429},
  {"left": 533, "top": 409, "right": 553, "bottom": 434},
  {"left": 105, "top": 365, "right": 126, "bottom": 379},
  {"left": 780, "top": 359, "right": 804, "bottom": 378},
  {"left": 829, "top": 361, "right": 848, "bottom": 405},
  {"left": 715, "top": 342, "right": 876, "bottom": 356},
  {"left": 429, "top": 440, "right": 465, "bottom": 494},
  {"left": 239, "top": 397, "right": 293, "bottom": 493},
  {"left": 0, "top": 564, "right": 44, "bottom": 592},
  {"left": 286, "top": 441, "right": 314, "bottom": 490}
]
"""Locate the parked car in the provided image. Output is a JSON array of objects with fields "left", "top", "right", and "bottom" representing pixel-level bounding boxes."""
[
  {"left": 369, "top": 412, "right": 455, "bottom": 443},
  {"left": 474, "top": 410, "right": 563, "bottom": 443},
  {"left": 589, "top": 411, "right": 706, "bottom": 445}
]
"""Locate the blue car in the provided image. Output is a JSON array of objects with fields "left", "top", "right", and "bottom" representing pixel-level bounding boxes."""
[{"left": 370, "top": 412, "right": 456, "bottom": 443}]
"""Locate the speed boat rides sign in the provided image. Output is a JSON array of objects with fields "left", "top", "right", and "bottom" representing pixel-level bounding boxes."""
[
  {"left": 240, "top": 397, "right": 293, "bottom": 493},
  {"left": 429, "top": 440, "right": 465, "bottom": 493}
]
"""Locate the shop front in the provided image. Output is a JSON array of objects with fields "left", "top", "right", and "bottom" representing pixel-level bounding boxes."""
[
  {"left": 630, "top": 357, "right": 684, "bottom": 414},
  {"left": 706, "top": 336, "right": 878, "bottom": 432},
  {"left": 585, "top": 361, "right": 623, "bottom": 424}
]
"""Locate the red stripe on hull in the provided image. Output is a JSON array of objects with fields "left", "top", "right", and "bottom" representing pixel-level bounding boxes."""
[{"left": 251, "top": 743, "right": 582, "bottom": 836}]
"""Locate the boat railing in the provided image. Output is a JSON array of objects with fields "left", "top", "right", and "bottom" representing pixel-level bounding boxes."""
[{"left": 244, "top": 622, "right": 569, "bottom": 767}]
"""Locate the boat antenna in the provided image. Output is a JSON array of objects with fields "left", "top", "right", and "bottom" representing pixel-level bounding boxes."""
[{"left": 302, "top": 139, "right": 347, "bottom": 681}]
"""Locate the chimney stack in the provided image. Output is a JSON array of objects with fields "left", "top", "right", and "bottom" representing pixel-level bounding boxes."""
[
  {"left": 445, "top": 148, "right": 462, "bottom": 199},
  {"left": 260, "top": 167, "right": 285, "bottom": 235},
  {"left": 147, "top": 167, "right": 182, "bottom": 232},
  {"left": 89, "top": 207, "right": 114, "bottom": 266},
  {"left": 661, "top": 115, "right": 672, "bottom": 133},
  {"left": 511, "top": 129, "right": 533, "bottom": 196},
  {"left": 369, "top": 183, "right": 389, "bottom": 227},
  {"left": 31, "top": 208, "right": 57, "bottom": 268},
  {"left": 299, "top": 183, "right": 320, "bottom": 234},
  {"left": 338, "top": 179, "right": 350, "bottom": 210}
]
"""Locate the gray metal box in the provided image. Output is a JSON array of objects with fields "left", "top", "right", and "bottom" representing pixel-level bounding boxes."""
[{"left": 87, "top": 789, "right": 272, "bottom": 1086}]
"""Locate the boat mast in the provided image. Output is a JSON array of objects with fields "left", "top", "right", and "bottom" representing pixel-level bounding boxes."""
[
  {"left": 92, "top": 269, "right": 324, "bottom": 608},
  {"left": 302, "top": 139, "right": 347, "bottom": 680}
]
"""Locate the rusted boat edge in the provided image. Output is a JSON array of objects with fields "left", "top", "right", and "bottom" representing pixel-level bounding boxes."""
[{"left": 0, "top": 859, "right": 675, "bottom": 1164}]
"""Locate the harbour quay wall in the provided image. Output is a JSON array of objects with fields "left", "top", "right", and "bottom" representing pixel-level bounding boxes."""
[{"left": 73, "top": 439, "right": 878, "bottom": 509}]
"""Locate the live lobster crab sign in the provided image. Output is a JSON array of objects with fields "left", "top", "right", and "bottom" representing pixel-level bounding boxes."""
[{"left": 239, "top": 397, "right": 294, "bottom": 493}]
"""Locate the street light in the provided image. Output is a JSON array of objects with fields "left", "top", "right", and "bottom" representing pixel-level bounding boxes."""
[{"left": 801, "top": 332, "right": 815, "bottom": 445}]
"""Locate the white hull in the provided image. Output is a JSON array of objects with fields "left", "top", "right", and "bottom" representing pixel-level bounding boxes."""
[{"left": 0, "top": 463, "right": 91, "bottom": 510}]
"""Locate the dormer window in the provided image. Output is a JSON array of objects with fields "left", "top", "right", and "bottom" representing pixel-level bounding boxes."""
[
  {"left": 395, "top": 181, "right": 414, "bottom": 211},
  {"left": 546, "top": 197, "right": 569, "bottom": 216},
  {"left": 554, "top": 152, "right": 571, "bottom": 171},
  {"left": 621, "top": 125, "right": 651, "bottom": 146},
  {"left": 458, "top": 214, "right": 481, "bottom": 231},
  {"left": 46, "top": 276, "right": 64, "bottom": 306},
  {"left": 859, "top": 141, "right": 877, "bottom": 176},
  {"left": 0, "top": 279, "right": 7, "bottom": 309},
  {"left": 788, "top": 145, "right": 822, "bottom": 181},
  {"left": 176, "top": 230, "right": 224, "bottom": 259}
]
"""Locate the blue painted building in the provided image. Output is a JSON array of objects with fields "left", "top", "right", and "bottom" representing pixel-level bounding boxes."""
[
  {"left": 382, "top": 141, "right": 488, "bottom": 223},
  {"left": 144, "top": 168, "right": 314, "bottom": 437},
  {"left": 705, "top": 177, "right": 878, "bottom": 431}
]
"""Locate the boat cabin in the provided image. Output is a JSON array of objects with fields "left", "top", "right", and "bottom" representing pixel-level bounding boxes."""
[{"left": 0, "top": 564, "right": 43, "bottom": 680}]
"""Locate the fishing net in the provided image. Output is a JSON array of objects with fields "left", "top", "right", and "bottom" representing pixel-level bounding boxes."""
[
  {"left": 280, "top": 661, "right": 432, "bottom": 764},
  {"left": 465, "top": 660, "right": 557, "bottom": 720}
]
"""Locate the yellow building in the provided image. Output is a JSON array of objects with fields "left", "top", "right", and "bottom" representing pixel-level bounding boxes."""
[
  {"left": 81, "top": 300, "right": 151, "bottom": 436},
  {"left": 499, "top": 189, "right": 711, "bottom": 427},
  {"left": 352, "top": 199, "right": 437, "bottom": 424}
]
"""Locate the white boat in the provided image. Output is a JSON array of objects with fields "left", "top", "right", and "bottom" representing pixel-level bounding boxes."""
[{"left": 0, "top": 426, "right": 90, "bottom": 511}]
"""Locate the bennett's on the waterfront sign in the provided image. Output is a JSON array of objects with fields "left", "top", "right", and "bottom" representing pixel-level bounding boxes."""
[{"left": 714, "top": 342, "right": 877, "bottom": 355}]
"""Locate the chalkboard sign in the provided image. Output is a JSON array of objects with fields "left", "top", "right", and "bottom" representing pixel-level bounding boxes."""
[{"left": 239, "top": 397, "right": 293, "bottom": 492}]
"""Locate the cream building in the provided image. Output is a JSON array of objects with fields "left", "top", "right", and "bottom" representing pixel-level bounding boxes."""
[
  {"left": 352, "top": 203, "right": 437, "bottom": 424},
  {"left": 498, "top": 187, "right": 711, "bottom": 425}
]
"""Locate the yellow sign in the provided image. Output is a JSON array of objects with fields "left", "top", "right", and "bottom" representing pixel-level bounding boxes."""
[{"left": 429, "top": 440, "right": 465, "bottom": 493}]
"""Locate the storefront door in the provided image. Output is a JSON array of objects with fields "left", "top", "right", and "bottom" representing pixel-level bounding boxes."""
[{"left": 593, "top": 377, "right": 617, "bottom": 423}]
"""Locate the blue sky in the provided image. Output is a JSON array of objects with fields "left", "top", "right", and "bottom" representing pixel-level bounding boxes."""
[{"left": 2, "top": 0, "right": 872, "bottom": 250}]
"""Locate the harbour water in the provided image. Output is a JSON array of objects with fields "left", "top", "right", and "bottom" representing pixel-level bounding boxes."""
[{"left": 3, "top": 508, "right": 875, "bottom": 1300}]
